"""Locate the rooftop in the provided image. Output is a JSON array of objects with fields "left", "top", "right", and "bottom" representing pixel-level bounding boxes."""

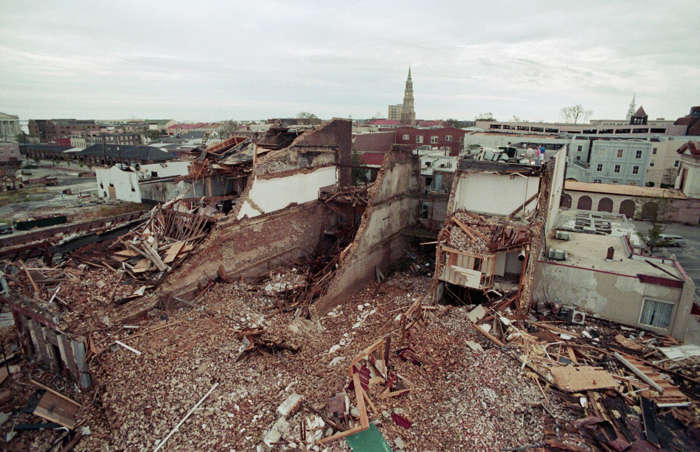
[
  {"left": 549, "top": 231, "right": 681, "bottom": 279},
  {"left": 79, "top": 144, "right": 174, "bottom": 162},
  {"left": 564, "top": 180, "right": 687, "bottom": 199},
  {"left": 352, "top": 131, "right": 395, "bottom": 153},
  {"left": 358, "top": 152, "right": 385, "bottom": 166},
  {"left": 550, "top": 210, "right": 682, "bottom": 279}
]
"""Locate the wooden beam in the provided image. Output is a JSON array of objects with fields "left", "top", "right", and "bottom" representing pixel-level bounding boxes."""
[
  {"left": 453, "top": 217, "right": 477, "bottom": 242},
  {"left": 20, "top": 260, "right": 40, "bottom": 298},
  {"left": 614, "top": 352, "right": 664, "bottom": 394},
  {"left": 30, "top": 379, "right": 83, "bottom": 408},
  {"left": 509, "top": 192, "right": 538, "bottom": 217}
]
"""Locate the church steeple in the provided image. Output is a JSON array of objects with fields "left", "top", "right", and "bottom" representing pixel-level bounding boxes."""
[
  {"left": 401, "top": 66, "right": 415, "bottom": 125},
  {"left": 626, "top": 94, "right": 636, "bottom": 121}
]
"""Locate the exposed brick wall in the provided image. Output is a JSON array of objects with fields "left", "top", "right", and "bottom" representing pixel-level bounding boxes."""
[
  {"left": 314, "top": 148, "right": 420, "bottom": 313},
  {"left": 160, "top": 201, "right": 336, "bottom": 298},
  {"left": 395, "top": 126, "right": 466, "bottom": 156}
]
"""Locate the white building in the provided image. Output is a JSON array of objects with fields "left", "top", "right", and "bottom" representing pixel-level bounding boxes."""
[
  {"left": 0, "top": 112, "right": 21, "bottom": 142},
  {"left": 95, "top": 161, "right": 191, "bottom": 203}
]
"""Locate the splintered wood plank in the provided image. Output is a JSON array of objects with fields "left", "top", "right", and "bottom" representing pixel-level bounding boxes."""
[
  {"left": 131, "top": 259, "right": 151, "bottom": 273},
  {"left": 550, "top": 366, "right": 618, "bottom": 392},
  {"left": 114, "top": 249, "right": 140, "bottom": 257},
  {"left": 162, "top": 241, "right": 185, "bottom": 264},
  {"left": 31, "top": 383, "right": 82, "bottom": 429}
]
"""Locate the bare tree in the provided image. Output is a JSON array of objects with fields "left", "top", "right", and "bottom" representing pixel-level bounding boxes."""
[
  {"left": 475, "top": 112, "right": 494, "bottom": 121},
  {"left": 217, "top": 120, "right": 239, "bottom": 139},
  {"left": 297, "top": 112, "right": 319, "bottom": 120},
  {"left": 560, "top": 105, "right": 592, "bottom": 124}
]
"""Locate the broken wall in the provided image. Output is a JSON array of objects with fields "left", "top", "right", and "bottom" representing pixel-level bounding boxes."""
[
  {"left": 11, "top": 306, "right": 90, "bottom": 388},
  {"left": 235, "top": 119, "right": 352, "bottom": 220},
  {"left": 96, "top": 166, "right": 142, "bottom": 202},
  {"left": 139, "top": 179, "right": 182, "bottom": 203},
  {"left": 237, "top": 166, "right": 337, "bottom": 219},
  {"left": 533, "top": 262, "right": 695, "bottom": 340},
  {"left": 545, "top": 149, "right": 567, "bottom": 234},
  {"left": 160, "top": 201, "right": 336, "bottom": 298},
  {"left": 314, "top": 147, "right": 420, "bottom": 313},
  {"left": 450, "top": 172, "right": 540, "bottom": 216}
]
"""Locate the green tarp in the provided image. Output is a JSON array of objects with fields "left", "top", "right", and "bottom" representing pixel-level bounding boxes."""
[{"left": 345, "top": 423, "right": 393, "bottom": 452}]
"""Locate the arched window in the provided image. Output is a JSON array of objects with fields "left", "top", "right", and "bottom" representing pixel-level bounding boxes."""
[
  {"left": 560, "top": 193, "right": 572, "bottom": 208},
  {"left": 598, "top": 197, "right": 613, "bottom": 212},
  {"left": 619, "top": 199, "right": 635, "bottom": 219},
  {"left": 641, "top": 202, "right": 659, "bottom": 221},
  {"left": 577, "top": 195, "right": 592, "bottom": 210}
]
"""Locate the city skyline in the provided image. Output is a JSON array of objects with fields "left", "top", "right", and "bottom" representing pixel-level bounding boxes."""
[{"left": 1, "top": 1, "right": 699, "bottom": 122}]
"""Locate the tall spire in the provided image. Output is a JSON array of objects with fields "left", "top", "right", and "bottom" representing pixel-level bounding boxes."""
[
  {"left": 401, "top": 66, "right": 415, "bottom": 125},
  {"left": 626, "top": 94, "right": 636, "bottom": 121}
]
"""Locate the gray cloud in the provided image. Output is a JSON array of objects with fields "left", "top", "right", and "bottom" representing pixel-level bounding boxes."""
[{"left": 1, "top": 0, "right": 698, "bottom": 121}]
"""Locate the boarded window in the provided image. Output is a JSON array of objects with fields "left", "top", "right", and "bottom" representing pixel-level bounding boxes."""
[{"left": 640, "top": 299, "right": 674, "bottom": 329}]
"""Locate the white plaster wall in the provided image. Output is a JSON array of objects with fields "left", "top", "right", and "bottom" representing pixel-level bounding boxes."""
[
  {"left": 137, "top": 161, "right": 190, "bottom": 179},
  {"left": 546, "top": 149, "right": 567, "bottom": 234},
  {"left": 237, "top": 166, "right": 337, "bottom": 219},
  {"left": 534, "top": 262, "right": 686, "bottom": 338},
  {"left": 95, "top": 166, "right": 142, "bottom": 203},
  {"left": 454, "top": 173, "right": 540, "bottom": 216}
]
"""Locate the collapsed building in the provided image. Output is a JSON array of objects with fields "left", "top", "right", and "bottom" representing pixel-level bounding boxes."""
[
  {"left": 2, "top": 119, "right": 699, "bottom": 450},
  {"left": 161, "top": 119, "right": 421, "bottom": 318},
  {"left": 433, "top": 150, "right": 566, "bottom": 315}
]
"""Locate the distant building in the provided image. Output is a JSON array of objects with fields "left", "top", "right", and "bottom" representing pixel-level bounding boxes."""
[
  {"left": 566, "top": 138, "right": 652, "bottom": 186},
  {"left": 630, "top": 106, "right": 648, "bottom": 125},
  {"left": 387, "top": 104, "right": 402, "bottom": 121},
  {"left": 645, "top": 137, "right": 688, "bottom": 188},
  {"left": 671, "top": 106, "right": 700, "bottom": 136},
  {"left": 0, "top": 142, "right": 21, "bottom": 163},
  {"left": 400, "top": 68, "right": 415, "bottom": 125},
  {"left": 166, "top": 122, "right": 219, "bottom": 136},
  {"left": 28, "top": 119, "right": 98, "bottom": 142},
  {"left": 366, "top": 119, "right": 401, "bottom": 129},
  {"left": 395, "top": 126, "right": 466, "bottom": 156},
  {"left": 0, "top": 112, "right": 21, "bottom": 141},
  {"left": 352, "top": 131, "right": 396, "bottom": 154},
  {"left": 20, "top": 143, "right": 174, "bottom": 166},
  {"left": 476, "top": 107, "right": 677, "bottom": 136}
]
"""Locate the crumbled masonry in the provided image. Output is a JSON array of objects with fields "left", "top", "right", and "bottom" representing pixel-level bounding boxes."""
[{"left": 1, "top": 120, "right": 698, "bottom": 451}]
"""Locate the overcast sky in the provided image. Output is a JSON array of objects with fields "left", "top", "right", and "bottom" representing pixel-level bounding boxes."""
[{"left": 1, "top": 1, "right": 698, "bottom": 122}]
